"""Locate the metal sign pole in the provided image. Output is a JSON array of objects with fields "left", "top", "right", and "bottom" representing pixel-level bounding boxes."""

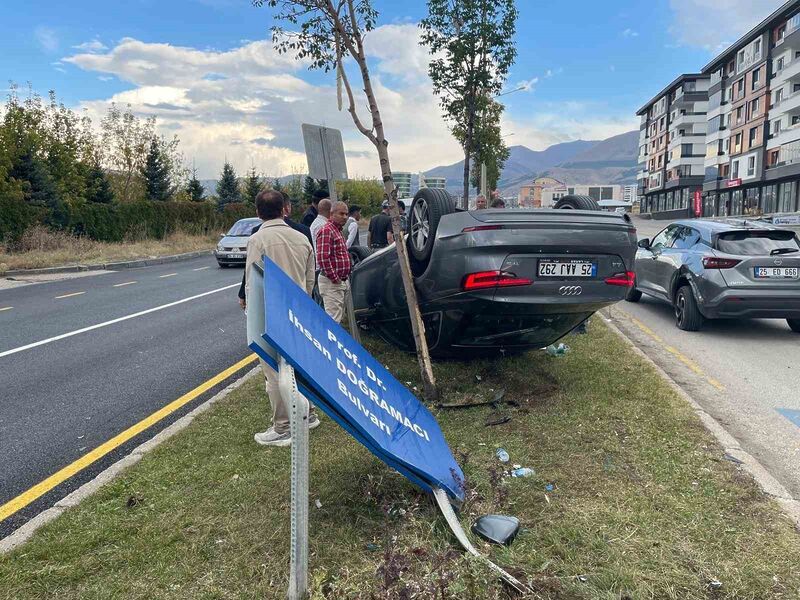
[
  {"left": 279, "top": 356, "right": 309, "bottom": 600},
  {"left": 320, "top": 127, "right": 337, "bottom": 203}
]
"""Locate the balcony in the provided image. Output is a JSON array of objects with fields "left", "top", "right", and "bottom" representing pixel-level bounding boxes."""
[
  {"left": 767, "top": 121, "right": 800, "bottom": 149},
  {"left": 668, "top": 132, "right": 705, "bottom": 150},
  {"left": 772, "top": 88, "right": 800, "bottom": 116},
  {"left": 671, "top": 112, "right": 705, "bottom": 128},
  {"left": 773, "top": 58, "right": 800, "bottom": 86},
  {"left": 776, "top": 14, "right": 800, "bottom": 51}
]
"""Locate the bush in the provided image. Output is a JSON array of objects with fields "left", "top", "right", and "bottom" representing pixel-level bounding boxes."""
[{"left": 0, "top": 196, "right": 40, "bottom": 245}]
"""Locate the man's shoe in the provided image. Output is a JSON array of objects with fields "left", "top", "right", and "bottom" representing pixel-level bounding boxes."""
[
  {"left": 254, "top": 429, "right": 291, "bottom": 447},
  {"left": 308, "top": 414, "right": 321, "bottom": 430}
]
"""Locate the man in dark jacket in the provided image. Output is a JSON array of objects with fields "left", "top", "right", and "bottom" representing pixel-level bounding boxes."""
[
  {"left": 238, "top": 194, "right": 312, "bottom": 309},
  {"left": 301, "top": 189, "right": 328, "bottom": 228}
]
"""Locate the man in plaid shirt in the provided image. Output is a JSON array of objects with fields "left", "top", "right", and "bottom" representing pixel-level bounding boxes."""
[{"left": 316, "top": 201, "right": 352, "bottom": 323}]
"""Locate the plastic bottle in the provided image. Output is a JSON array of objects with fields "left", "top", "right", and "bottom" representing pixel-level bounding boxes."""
[
  {"left": 496, "top": 448, "right": 510, "bottom": 463},
  {"left": 546, "top": 343, "right": 570, "bottom": 357},
  {"left": 511, "top": 467, "right": 535, "bottom": 478}
]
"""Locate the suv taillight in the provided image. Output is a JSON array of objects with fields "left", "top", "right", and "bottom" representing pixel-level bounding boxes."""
[
  {"left": 462, "top": 270, "right": 532, "bottom": 291},
  {"left": 702, "top": 257, "right": 741, "bottom": 269},
  {"left": 604, "top": 271, "right": 635, "bottom": 287}
]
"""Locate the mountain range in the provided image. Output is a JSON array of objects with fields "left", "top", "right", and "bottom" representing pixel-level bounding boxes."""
[{"left": 424, "top": 129, "right": 640, "bottom": 197}]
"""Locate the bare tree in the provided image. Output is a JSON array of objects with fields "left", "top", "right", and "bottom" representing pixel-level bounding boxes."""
[{"left": 254, "top": 0, "right": 438, "bottom": 400}]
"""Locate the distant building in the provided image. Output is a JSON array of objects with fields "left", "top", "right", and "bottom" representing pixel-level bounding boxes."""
[
  {"left": 518, "top": 177, "right": 631, "bottom": 208},
  {"left": 394, "top": 172, "right": 413, "bottom": 198},
  {"left": 623, "top": 185, "right": 638, "bottom": 203},
  {"left": 420, "top": 174, "right": 446, "bottom": 190}
]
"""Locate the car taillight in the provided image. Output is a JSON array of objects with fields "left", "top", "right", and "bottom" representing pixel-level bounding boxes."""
[
  {"left": 462, "top": 270, "right": 532, "bottom": 291},
  {"left": 604, "top": 271, "right": 635, "bottom": 287},
  {"left": 702, "top": 257, "right": 741, "bottom": 269},
  {"left": 461, "top": 225, "right": 503, "bottom": 233}
]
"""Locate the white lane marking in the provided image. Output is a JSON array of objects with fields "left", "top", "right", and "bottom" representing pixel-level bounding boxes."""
[
  {"left": 113, "top": 281, "right": 137, "bottom": 288},
  {"left": 0, "top": 284, "right": 238, "bottom": 359},
  {"left": 0, "top": 307, "right": 12, "bottom": 312},
  {"left": 55, "top": 291, "right": 86, "bottom": 299},
  {"left": 159, "top": 273, "right": 177, "bottom": 278},
  {"left": 192, "top": 266, "right": 210, "bottom": 271}
]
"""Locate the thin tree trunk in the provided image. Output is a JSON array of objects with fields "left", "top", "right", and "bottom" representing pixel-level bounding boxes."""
[{"left": 462, "top": 93, "right": 476, "bottom": 210}]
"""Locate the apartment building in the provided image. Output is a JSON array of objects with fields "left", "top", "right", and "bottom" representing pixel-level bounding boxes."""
[
  {"left": 419, "top": 174, "right": 446, "bottom": 190},
  {"left": 638, "top": 0, "right": 800, "bottom": 219},
  {"left": 393, "top": 172, "right": 414, "bottom": 199},
  {"left": 637, "top": 74, "right": 710, "bottom": 217},
  {"left": 517, "top": 177, "right": 632, "bottom": 208}
]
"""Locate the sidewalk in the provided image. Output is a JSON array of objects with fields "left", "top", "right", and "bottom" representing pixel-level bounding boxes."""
[{"left": 1, "top": 321, "right": 798, "bottom": 598}]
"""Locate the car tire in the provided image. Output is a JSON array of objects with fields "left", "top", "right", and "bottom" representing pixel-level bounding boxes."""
[
  {"left": 675, "top": 285, "right": 704, "bottom": 331},
  {"left": 408, "top": 188, "right": 456, "bottom": 264},
  {"left": 553, "top": 194, "right": 601, "bottom": 211},
  {"left": 349, "top": 245, "right": 373, "bottom": 268},
  {"left": 788, "top": 318, "right": 800, "bottom": 333},
  {"left": 625, "top": 280, "right": 643, "bottom": 303}
]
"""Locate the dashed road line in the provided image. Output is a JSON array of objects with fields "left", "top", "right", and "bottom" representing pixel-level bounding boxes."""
[
  {"left": 113, "top": 281, "right": 137, "bottom": 288},
  {"left": 159, "top": 273, "right": 178, "bottom": 279},
  {"left": 0, "top": 307, "right": 13, "bottom": 312},
  {"left": 192, "top": 266, "right": 210, "bottom": 271},
  {"left": 54, "top": 291, "right": 86, "bottom": 300}
]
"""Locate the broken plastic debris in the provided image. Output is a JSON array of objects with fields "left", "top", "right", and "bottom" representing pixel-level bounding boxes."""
[
  {"left": 366, "top": 543, "right": 379, "bottom": 552},
  {"left": 496, "top": 448, "right": 510, "bottom": 463},
  {"left": 315, "top": 499, "right": 322, "bottom": 509},
  {"left": 577, "top": 575, "right": 588, "bottom": 583},
  {"left": 546, "top": 343, "right": 570, "bottom": 357},
  {"left": 708, "top": 579, "right": 722, "bottom": 591},
  {"left": 471, "top": 515, "right": 520, "bottom": 546},
  {"left": 545, "top": 484, "right": 554, "bottom": 492},
  {"left": 723, "top": 453, "right": 744, "bottom": 465},
  {"left": 511, "top": 467, "right": 535, "bottom": 478}
]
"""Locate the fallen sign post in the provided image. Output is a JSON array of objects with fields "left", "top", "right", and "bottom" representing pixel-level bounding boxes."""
[{"left": 246, "top": 259, "right": 531, "bottom": 596}]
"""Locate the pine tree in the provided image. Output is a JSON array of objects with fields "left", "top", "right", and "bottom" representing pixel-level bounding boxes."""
[
  {"left": 10, "top": 148, "right": 59, "bottom": 209},
  {"left": 243, "top": 167, "right": 262, "bottom": 203},
  {"left": 142, "top": 137, "right": 170, "bottom": 201},
  {"left": 85, "top": 162, "right": 115, "bottom": 204},
  {"left": 273, "top": 177, "right": 284, "bottom": 193},
  {"left": 216, "top": 161, "right": 241, "bottom": 207},
  {"left": 302, "top": 176, "right": 318, "bottom": 203},
  {"left": 187, "top": 169, "right": 205, "bottom": 202}
]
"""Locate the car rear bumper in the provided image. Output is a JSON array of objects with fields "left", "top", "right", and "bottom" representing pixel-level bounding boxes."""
[{"left": 702, "top": 289, "right": 800, "bottom": 319}]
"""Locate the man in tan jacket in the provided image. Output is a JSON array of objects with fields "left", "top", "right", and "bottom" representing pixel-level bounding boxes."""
[{"left": 245, "top": 189, "right": 318, "bottom": 447}]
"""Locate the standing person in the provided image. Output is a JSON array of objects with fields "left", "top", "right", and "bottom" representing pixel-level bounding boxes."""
[
  {"left": 490, "top": 198, "right": 506, "bottom": 209},
  {"left": 310, "top": 198, "right": 332, "bottom": 255},
  {"left": 301, "top": 189, "right": 326, "bottom": 228},
  {"left": 244, "top": 189, "right": 319, "bottom": 447},
  {"left": 316, "top": 201, "right": 352, "bottom": 323},
  {"left": 476, "top": 195, "right": 487, "bottom": 210},
  {"left": 398, "top": 200, "right": 408, "bottom": 233},
  {"left": 238, "top": 193, "right": 311, "bottom": 310},
  {"left": 345, "top": 204, "right": 362, "bottom": 248},
  {"left": 367, "top": 200, "right": 394, "bottom": 249}
]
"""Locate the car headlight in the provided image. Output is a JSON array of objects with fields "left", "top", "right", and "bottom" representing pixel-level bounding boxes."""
[{"left": 216, "top": 244, "right": 224, "bottom": 252}]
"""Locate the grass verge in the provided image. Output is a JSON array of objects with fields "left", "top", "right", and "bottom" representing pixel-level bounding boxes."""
[
  {"left": 1, "top": 320, "right": 799, "bottom": 599},
  {"left": 0, "top": 226, "right": 220, "bottom": 274}
]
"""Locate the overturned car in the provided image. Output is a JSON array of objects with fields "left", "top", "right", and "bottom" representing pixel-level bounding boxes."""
[{"left": 350, "top": 190, "right": 638, "bottom": 358}]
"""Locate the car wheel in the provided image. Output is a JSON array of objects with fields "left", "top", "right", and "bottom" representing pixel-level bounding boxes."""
[
  {"left": 349, "top": 246, "right": 373, "bottom": 268},
  {"left": 675, "top": 285, "right": 703, "bottom": 331},
  {"left": 625, "top": 279, "right": 643, "bottom": 303},
  {"left": 788, "top": 318, "right": 800, "bottom": 333},
  {"left": 408, "top": 188, "right": 456, "bottom": 264},
  {"left": 553, "top": 194, "right": 601, "bottom": 211}
]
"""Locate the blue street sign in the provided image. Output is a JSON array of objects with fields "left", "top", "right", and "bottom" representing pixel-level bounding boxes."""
[{"left": 249, "top": 257, "right": 464, "bottom": 502}]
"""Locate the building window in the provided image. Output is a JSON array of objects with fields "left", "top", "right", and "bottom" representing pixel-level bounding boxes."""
[
  {"left": 777, "top": 57, "right": 785, "bottom": 71},
  {"left": 681, "top": 143, "right": 693, "bottom": 157},
  {"left": 754, "top": 39, "right": 762, "bottom": 57},
  {"left": 751, "top": 98, "right": 760, "bottom": 116},
  {"left": 775, "top": 88, "right": 784, "bottom": 104},
  {"left": 737, "top": 78, "right": 744, "bottom": 97},
  {"left": 772, "top": 119, "right": 782, "bottom": 136},
  {"left": 718, "top": 139, "right": 725, "bottom": 155},
  {"left": 734, "top": 132, "right": 743, "bottom": 153},
  {"left": 752, "top": 68, "right": 761, "bottom": 90},
  {"left": 720, "top": 163, "right": 730, "bottom": 178},
  {"left": 747, "top": 156, "right": 756, "bottom": 177},
  {"left": 732, "top": 160, "right": 739, "bottom": 178},
  {"left": 601, "top": 187, "right": 614, "bottom": 200},
  {"left": 736, "top": 106, "right": 744, "bottom": 122},
  {"left": 768, "top": 149, "right": 780, "bottom": 167},
  {"left": 749, "top": 126, "right": 759, "bottom": 146}
]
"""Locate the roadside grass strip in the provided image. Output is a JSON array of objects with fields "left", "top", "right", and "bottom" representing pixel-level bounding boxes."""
[{"left": 1, "top": 320, "right": 799, "bottom": 599}]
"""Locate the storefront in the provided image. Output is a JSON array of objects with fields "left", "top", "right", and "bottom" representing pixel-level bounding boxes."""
[{"left": 701, "top": 179, "right": 800, "bottom": 219}]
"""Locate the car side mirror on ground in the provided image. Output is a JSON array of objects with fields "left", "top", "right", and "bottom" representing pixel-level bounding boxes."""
[{"left": 638, "top": 238, "right": 651, "bottom": 250}]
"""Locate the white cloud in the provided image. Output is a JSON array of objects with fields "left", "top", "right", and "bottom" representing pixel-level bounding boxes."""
[
  {"left": 73, "top": 39, "right": 108, "bottom": 53},
  {"left": 622, "top": 28, "right": 639, "bottom": 38},
  {"left": 35, "top": 26, "right": 59, "bottom": 52},
  {"left": 669, "top": 0, "right": 777, "bottom": 51}
]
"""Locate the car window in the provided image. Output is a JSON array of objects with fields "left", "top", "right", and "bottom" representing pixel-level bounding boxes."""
[
  {"left": 672, "top": 226, "right": 702, "bottom": 250},
  {"left": 650, "top": 225, "right": 680, "bottom": 250},
  {"left": 716, "top": 230, "right": 800, "bottom": 256},
  {"left": 227, "top": 220, "right": 259, "bottom": 236}
]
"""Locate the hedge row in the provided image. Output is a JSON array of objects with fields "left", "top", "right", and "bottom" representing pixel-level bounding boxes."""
[{"left": 0, "top": 199, "right": 255, "bottom": 245}]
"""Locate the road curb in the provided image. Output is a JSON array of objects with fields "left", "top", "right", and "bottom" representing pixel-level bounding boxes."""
[
  {"left": 3, "top": 249, "right": 213, "bottom": 277},
  {"left": 603, "top": 315, "right": 800, "bottom": 530},
  {"left": 0, "top": 365, "right": 260, "bottom": 555}
]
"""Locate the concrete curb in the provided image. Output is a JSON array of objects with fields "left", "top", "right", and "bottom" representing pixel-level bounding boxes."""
[
  {"left": 603, "top": 316, "right": 800, "bottom": 530},
  {"left": 3, "top": 249, "right": 213, "bottom": 277},
  {"left": 0, "top": 366, "right": 261, "bottom": 554}
]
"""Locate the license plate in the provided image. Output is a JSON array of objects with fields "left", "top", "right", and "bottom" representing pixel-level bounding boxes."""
[
  {"left": 228, "top": 253, "right": 244, "bottom": 260},
  {"left": 538, "top": 259, "right": 597, "bottom": 278},
  {"left": 754, "top": 267, "right": 799, "bottom": 279}
]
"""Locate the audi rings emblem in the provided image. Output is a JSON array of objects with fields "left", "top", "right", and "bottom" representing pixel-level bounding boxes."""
[{"left": 559, "top": 285, "right": 583, "bottom": 296}]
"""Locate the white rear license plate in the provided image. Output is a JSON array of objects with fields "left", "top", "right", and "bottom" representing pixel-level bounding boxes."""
[
  {"left": 755, "top": 267, "right": 799, "bottom": 279},
  {"left": 538, "top": 259, "right": 597, "bottom": 278}
]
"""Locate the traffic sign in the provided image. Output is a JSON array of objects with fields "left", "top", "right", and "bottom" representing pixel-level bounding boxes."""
[{"left": 302, "top": 124, "right": 348, "bottom": 182}]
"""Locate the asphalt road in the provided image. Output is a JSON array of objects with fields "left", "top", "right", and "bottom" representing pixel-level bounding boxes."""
[
  {"left": 0, "top": 256, "right": 253, "bottom": 537},
  {"left": 608, "top": 215, "right": 800, "bottom": 498}
]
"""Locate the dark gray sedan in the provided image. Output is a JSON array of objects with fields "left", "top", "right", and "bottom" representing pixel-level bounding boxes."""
[{"left": 627, "top": 219, "right": 800, "bottom": 332}]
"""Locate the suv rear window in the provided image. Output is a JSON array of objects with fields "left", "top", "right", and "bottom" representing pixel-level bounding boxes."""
[{"left": 716, "top": 230, "right": 800, "bottom": 256}]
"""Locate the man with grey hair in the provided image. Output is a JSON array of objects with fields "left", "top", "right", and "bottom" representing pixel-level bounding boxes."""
[
  {"left": 316, "top": 200, "right": 352, "bottom": 323},
  {"left": 310, "top": 198, "right": 332, "bottom": 256}
]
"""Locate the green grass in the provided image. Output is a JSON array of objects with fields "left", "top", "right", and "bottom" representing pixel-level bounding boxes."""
[{"left": 1, "top": 320, "right": 799, "bottom": 599}]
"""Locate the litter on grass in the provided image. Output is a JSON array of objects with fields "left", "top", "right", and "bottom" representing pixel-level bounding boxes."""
[
  {"left": 496, "top": 448, "right": 510, "bottom": 463},
  {"left": 546, "top": 343, "right": 570, "bottom": 357}
]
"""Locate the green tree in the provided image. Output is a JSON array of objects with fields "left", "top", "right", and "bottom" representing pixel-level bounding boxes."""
[
  {"left": 302, "top": 175, "right": 318, "bottom": 203},
  {"left": 420, "top": 0, "right": 518, "bottom": 208},
  {"left": 187, "top": 169, "right": 206, "bottom": 202},
  {"left": 242, "top": 167, "right": 262, "bottom": 203},
  {"left": 216, "top": 161, "right": 241, "bottom": 208},
  {"left": 335, "top": 178, "right": 384, "bottom": 217},
  {"left": 272, "top": 177, "right": 284, "bottom": 193},
  {"left": 142, "top": 137, "right": 171, "bottom": 201},
  {"left": 85, "top": 162, "right": 115, "bottom": 204},
  {"left": 462, "top": 99, "right": 509, "bottom": 194},
  {"left": 100, "top": 103, "right": 156, "bottom": 203},
  {"left": 9, "top": 148, "right": 59, "bottom": 209}
]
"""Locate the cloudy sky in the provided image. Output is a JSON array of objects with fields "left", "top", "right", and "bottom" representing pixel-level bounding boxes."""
[{"left": 2, "top": 0, "right": 783, "bottom": 179}]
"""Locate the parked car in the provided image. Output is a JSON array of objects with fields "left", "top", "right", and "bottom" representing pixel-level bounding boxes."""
[
  {"left": 214, "top": 218, "right": 261, "bottom": 267},
  {"left": 627, "top": 219, "right": 800, "bottom": 332},
  {"left": 349, "top": 190, "right": 638, "bottom": 357}
]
